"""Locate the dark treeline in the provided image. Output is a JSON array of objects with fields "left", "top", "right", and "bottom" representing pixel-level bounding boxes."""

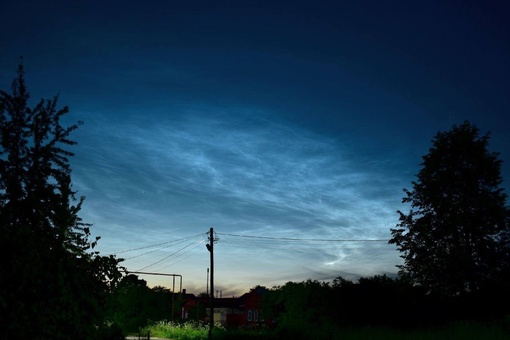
[
  {"left": 106, "top": 274, "right": 185, "bottom": 334},
  {"left": 105, "top": 274, "right": 510, "bottom": 338},
  {"left": 260, "top": 275, "right": 510, "bottom": 338}
]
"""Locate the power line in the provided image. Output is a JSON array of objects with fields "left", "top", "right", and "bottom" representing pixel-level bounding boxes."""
[
  {"left": 151, "top": 241, "right": 205, "bottom": 271},
  {"left": 106, "top": 230, "right": 390, "bottom": 276},
  {"left": 216, "top": 232, "right": 389, "bottom": 242},
  {"left": 136, "top": 239, "right": 203, "bottom": 272},
  {"left": 123, "top": 235, "right": 204, "bottom": 261},
  {"left": 106, "top": 232, "right": 207, "bottom": 256}
]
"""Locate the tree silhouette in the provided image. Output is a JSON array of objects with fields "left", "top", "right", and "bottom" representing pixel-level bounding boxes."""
[
  {"left": 390, "top": 121, "right": 510, "bottom": 296},
  {"left": 0, "top": 64, "right": 123, "bottom": 339},
  {"left": 107, "top": 275, "right": 153, "bottom": 333}
]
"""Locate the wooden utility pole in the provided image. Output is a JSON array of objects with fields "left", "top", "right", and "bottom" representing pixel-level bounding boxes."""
[{"left": 208, "top": 227, "right": 214, "bottom": 340}]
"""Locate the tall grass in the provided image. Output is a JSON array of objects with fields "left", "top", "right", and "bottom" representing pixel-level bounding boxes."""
[
  {"left": 140, "top": 320, "right": 225, "bottom": 340},
  {"left": 139, "top": 320, "right": 508, "bottom": 340}
]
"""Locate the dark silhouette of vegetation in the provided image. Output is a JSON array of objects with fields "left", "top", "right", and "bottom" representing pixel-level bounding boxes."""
[
  {"left": 260, "top": 275, "right": 510, "bottom": 339},
  {"left": 106, "top": 274, "right": 183, "bottom": 335},
  {"left": 263, "top": 276, "right": 418, "bottom": 331},
  {"left": 0, "top": 64, "right": 123, "bottom": 339},
  {"left": 390, "top": 121, "right": 510, "bottom": 297}
]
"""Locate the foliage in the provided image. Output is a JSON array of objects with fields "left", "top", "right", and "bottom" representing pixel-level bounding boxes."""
[
  {"left": 0, "top": 64, "right": 123, "bottom": 339},
  {"left": 329, "top": 275, "right": 424, "bottom": 326},
  {"left": 262, "top": 274, "right": 510, "bottom": 332},
  {"left": 141, "top": 320, "right": 224, "bottom": 340},
  {"left": 107, "top": 274, "right": 183, "bottom": 334},
  {"left": 317, "top": 322, "right": 510, "bottom": 340},
  {"left": 107, "top": 275, "right": 153, "bottom": 333},
  {"left": 139, "top": 276, "right": 510, "bottom": 339},
  {"left": 390, "top": 121, "right": 510, "bottom": 296},
  {"left": 213, "top": 321, "right": 510, "bottom": 340},
  {"left": 265, "top": 279, "right": 331, "bottom": 329}
]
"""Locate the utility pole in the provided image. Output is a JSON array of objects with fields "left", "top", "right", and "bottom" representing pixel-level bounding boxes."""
[{"left": 207, "top": 227, "right": 214, "bottom": 340}]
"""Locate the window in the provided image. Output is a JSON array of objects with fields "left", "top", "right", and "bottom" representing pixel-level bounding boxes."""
[
  {"left": 254, "top": 310, "right": 259, "bottom": 322},
  {"left": 247, "top": 309, "right": 253, "bottom": 321}
]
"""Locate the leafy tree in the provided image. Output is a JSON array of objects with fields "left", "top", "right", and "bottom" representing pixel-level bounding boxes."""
[
  {"left": 107, "top": 276, "right": 182, "bottom": 333},
  {"left": 148, "top": 285, "right": 180, "bottom": 323},
  {"left": 107, "top": 275, "right": 153, "bottom": 333},
  {"left": 267, "top": 280, "right": 331, "bottom": 330},
  {"left": 0, "top": 64, "right": 123, "bottom": 339},
  {"left": 390, "top": 121, "right": 510, "bottom": 296}
]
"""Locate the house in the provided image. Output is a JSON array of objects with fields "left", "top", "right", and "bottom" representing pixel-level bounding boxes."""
[
  {"left": 181, "top": 286, "right": 272, "bottom": 328},
  {"left": 238, "top": 286, "right": 269, "bottom": 326}
]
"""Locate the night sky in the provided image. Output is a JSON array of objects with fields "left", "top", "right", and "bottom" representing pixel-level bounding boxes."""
[{"left": 2, "top": 0, "right": 509, "bottom": 295}]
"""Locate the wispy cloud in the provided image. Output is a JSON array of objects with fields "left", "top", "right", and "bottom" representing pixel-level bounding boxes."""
[{"left": 70, "top": 104, "right": 405, "bottom": 291}]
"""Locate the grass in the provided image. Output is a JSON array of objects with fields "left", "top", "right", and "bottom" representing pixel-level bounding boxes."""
[
  {"left": 139, "top": 320, "right": 223, "bottom": 340},
  {"left": 139, "top": 320, "right": 509, "bottom": 340}
]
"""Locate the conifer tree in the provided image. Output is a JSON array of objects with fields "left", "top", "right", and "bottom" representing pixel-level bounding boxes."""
[{"left": 0, "top": 64, "right": 123, "bottom": 339}]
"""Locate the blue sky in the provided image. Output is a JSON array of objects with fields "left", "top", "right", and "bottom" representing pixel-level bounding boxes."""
[{"left": 1, "top": 0, "right": 509, "bottom": 295}]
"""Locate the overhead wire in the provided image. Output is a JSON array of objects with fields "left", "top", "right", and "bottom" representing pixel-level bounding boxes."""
[
  {"left": 122, "top": 234, "right": 205, "bottom": 261},
  {"left": 152, "top": 240, "right": 206, "bottom": 271},
  {"left": 135, "top": 238, "right": 204, "bottom": 272},
  {"left": 113, "top": 230, "right": 393, "bottom": 279},
  {"left": 214, "top": 232, "right": 393, "bottom": 269},
  {"left": 216, "top": 232, "right": 389, "bottom": 242},
  {"left": 216, "top": 232, "right": 391, "bottom": 255},
  {"left": 106, "top": 232, "right": 208, "bottom": 256}
]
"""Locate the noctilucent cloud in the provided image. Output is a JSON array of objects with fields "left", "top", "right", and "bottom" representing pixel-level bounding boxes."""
[{"left": 1, "top": 0, "right": 509, "bottom": 295}]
